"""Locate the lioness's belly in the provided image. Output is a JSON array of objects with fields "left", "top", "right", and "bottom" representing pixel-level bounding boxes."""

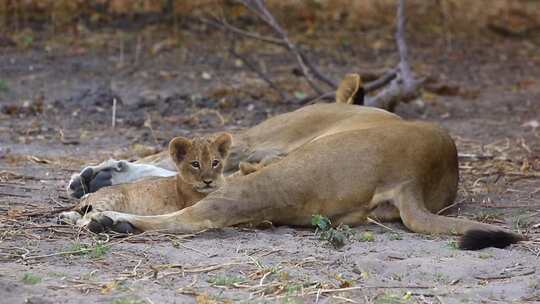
[{"left": 214, "top": 120, "right": 457, "bottom": 226}]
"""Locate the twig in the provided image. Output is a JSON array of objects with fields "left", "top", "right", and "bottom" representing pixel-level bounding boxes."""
[
  {"left": 437, "top": 199, "right": 466, "bottom": 215},
  {"left": 201, "top": 16, "right": 286, "bottom": 47},
  {"left": 474, "top": 269, "right": 535, "bottom": 280},
  {"left": 0, "top": 192, "right": 32, "bottom": 198},
  {"left": 7, "top": 206, "right": 73, "bottom": 218},
  {"left": 112, "top": 97, "right": 117, "bottom": 129},
  {"left": 173, "top": 241, "right": 216, "bottom": 258},
  {"left": 22, "top": 248, "right": 94, "bottom": 260},
  {"left": 366, "top": 217, "right": 397, "bottom": 233},
  {"left": 364, "top": 69, "right": 398, "bottom": 92},
  {"left": 310, "top": 284, "right": 431, "bottom": 296}
]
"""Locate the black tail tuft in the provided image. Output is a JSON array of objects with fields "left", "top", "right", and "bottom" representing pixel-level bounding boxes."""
[{"left": 459, "top": 229, "right": 523, "bottom": 250}]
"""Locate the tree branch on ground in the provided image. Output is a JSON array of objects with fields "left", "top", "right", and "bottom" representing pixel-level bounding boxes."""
[{"left": 204, "top": 0, "right": 421, "bottom": 111}]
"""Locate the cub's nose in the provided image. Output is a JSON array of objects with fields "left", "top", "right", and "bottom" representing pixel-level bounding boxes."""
[{"left": 203, "top": 180, "right": 213, "bottom": 186}]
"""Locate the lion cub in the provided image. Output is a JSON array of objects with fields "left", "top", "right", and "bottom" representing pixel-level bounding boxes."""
[{"left": 60, "top": 133, "right": 232, "bottom": 232}]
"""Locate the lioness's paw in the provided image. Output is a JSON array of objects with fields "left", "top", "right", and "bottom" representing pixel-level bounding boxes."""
[
  {"left": 87, "top": 211, "right": 137, "bottom": 234},
  {"left": 67, "top": 160, "right": 128, "bottom": 198}
]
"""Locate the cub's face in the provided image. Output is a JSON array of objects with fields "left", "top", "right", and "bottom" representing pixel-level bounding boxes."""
[{"left": 169, "top": 133, "right": 232, "bottom": 194}]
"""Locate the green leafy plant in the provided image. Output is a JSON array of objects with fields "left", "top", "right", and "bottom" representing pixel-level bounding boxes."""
[
  {"left": 359, "top": 231, "right": 375, "bottom": 242},
  {"left": 22, "top": 272, "right": 42, "bottom": 285},
  {"left": 207, "top": 275, "right": 245, "bottom": 287},
  {"left": 375, "top": 292, "right": 411, "bottom": 304},
  {"left": 311, "top": 214, "right": 356, "bottom": 249},
  {"left": 447, "top": 240, "right": 459, "bottom": 250},
  {"left": 0, "top": 80, "right": 8, "bottom": 92},
  {"left": 67, "top": 241, "right": 110, "bottom": 258},
  {"left": 110, "top": 298, "right": 146, "bottom": 304}
]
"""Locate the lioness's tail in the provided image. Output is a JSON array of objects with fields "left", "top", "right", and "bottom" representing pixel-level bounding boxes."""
[
  {"left": 336, "top": 73, "right": 364, "bottom": 105},
  {"left": 396, "top": 188, "right": 525, "bottom": 250}
]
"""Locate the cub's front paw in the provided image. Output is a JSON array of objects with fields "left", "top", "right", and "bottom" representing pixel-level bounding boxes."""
[{"left": 87, "top": 211, "right": 137, "bottom": 234}]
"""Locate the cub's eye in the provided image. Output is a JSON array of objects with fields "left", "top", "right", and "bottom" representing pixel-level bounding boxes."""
[
  {"left": 190, "top": 161, "right": 200, "bottom": 169},
  {"left": 212, "top": 159, "right": 220, "bottom": 168}
]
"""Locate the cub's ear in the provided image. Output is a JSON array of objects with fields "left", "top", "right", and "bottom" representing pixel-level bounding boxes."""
[
  {"left": 213, "top": 132, "right": 233, "bottom": 158},
  {"left": 169, "top": 136, "right": 192, "bottom": 164},
  {"left": 335, "top": 73, "right": 364, "bottom": 105}
]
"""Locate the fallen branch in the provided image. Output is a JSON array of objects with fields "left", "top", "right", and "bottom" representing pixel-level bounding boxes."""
[{"left": 205, "top": 0, "right": 420, "bottom": 110}]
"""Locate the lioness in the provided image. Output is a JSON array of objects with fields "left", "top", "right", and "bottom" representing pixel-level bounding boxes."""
[
  {"left": 60, "top": 133, "right": 232, "bottom": 232},
  {"left": 79, "top": 74, "right": 524, "bottom": 250}
]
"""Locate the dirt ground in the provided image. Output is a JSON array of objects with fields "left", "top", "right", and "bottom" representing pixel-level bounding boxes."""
[{"left": 1, "top": 23, "right": 540, "bottom": 304}]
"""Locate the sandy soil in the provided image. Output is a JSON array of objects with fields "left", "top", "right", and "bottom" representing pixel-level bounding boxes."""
[{"left": 1, "top": 26, "right": 539, "bottom": 304}]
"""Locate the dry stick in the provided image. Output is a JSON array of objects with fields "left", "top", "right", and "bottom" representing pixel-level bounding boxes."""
[
  {"left": 201, "top": 16, "right": 286, "bottom": 47},
  {"left": 437, "top": 198, "right": 466, "bottom": 215},
  {"left": 112, "top": 97, "right": 117, "bottom": 129},
  {"left": 310, "top": 284, "right": 431, "bottom": 296},
  {"left": 366, "top": 217, "right": 397, "bottom": 233},
  {"left": 23, "top": 247, "right": 94, "bottom": 260},
  {"left": 364, "top": 69, "right": 398, "bottom": 92},
  {"left": 9, "top": 206, "right": 73, "bottom": 218}
]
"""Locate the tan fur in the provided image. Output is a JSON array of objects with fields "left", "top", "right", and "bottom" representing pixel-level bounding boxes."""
[
  {"left": 65, "top": 133, "right": 232, "bottom": 225},
  {"left": 87, "top": 74, "right": 522, "bottom": 244}
]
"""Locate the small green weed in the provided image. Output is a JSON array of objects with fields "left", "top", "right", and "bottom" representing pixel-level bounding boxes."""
[
  {"left": 67, "top": 241, "right": 110, "bottom": 258},
  {"left": 311, "top": 214, "right": 356, "bottom": 249},
  {"left": 447, "top": 240, "right": 459, "bottom": 250},
  {"left": 0, "top": 80, "right": 8, "bottom": 92},
  {"left": 22, "top": 272, "right": 42, "bottom": 285},
  {"left": 207, "top": 275, "right": 245, "bottom": 287},
  {"left": 359, "top": 231, "right": 375, "bottom": 242},
  {"left": 110, "top": 298, "right": 146, "bottom": 304},
  {"left": 92, "top": 242, "right": 110, "bottom": 258},
  {"left": 374, "top": 292, "right": 411, "bottom": 304}
]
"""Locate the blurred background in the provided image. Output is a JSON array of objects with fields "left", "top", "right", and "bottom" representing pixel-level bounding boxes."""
[{"left": 0, "top": 0, "right": 538, "bottom": 152}]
